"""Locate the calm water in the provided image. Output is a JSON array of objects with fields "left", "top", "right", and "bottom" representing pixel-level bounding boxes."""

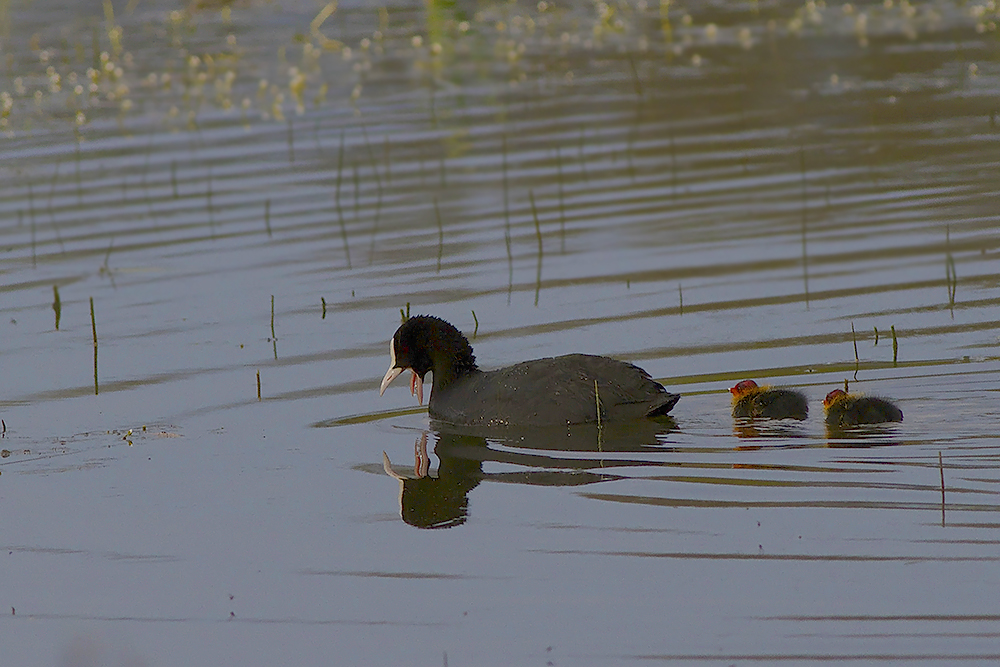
[{"left": 2, "top": 0, "right": 1000, "bottom": 664}]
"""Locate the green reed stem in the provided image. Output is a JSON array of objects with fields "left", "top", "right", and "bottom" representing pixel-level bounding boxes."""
[
  {"left": 595, "top": 380, "right": 602, "bottom": 428},
  {"left": 53, "top": 285, "right": 61, "bottom": 330},
  {"left": 851, "top": 321, "right": 859, "bottom": 380},
  {"left": 555, "top": 146, "right": 566, "bottom": 252},
  {"left": 434, "top": 195, "right": 443, "bottom": 273},
  {"left": 529, "top": 190, "right": 542, "bottom": 257},
  {"left": 90, "top": 297, "right": 98, "bottom": 395},
  {"left": 939, "top": 451, "right": 945, "bottom": 527},
  {"left": 891, "top": 325, "right": 898, "bottom": 364}
]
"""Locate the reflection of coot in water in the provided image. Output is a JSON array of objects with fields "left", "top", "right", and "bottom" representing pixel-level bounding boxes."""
[
  {"left": 383, "top": 434, "right": 482, "bottom": 529},
  {"left": 823, "top": 389, "right": 903, "bottom": 426},
  {"left": 383, "top": 420, "right": 677, "bottom": 529},
  {"left": 379, "top": 316, "right": 679, "bottom": 427},
  {"left": 729, "top": 380, "right": 808, "bottom": 420}
]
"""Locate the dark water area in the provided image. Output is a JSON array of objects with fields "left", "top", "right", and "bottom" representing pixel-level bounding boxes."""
[{"left": 1, "top": 0, "right": 1000, "bottom": 664}]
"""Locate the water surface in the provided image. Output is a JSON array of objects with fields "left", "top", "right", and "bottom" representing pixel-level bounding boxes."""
[{"left": 1, "top": 0, "right": 1000, "bottom": 664}]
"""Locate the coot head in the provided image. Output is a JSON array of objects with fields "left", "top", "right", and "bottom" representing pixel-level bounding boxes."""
[
  {"left": 379, "top": 315, "right": 478, "bottom": 405},
  {"left": 730, "top": 379, "right": 760, "bottom": 397},
  {"left": 823, "top": 388, "right": 847, "bottom": 407}
]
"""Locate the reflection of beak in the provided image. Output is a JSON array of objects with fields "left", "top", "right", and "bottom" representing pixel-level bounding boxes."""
[
  {"left": 382, "top": 433, "right": 430, "bottom": 482},
  {"left": 379, "top": 366, "right": 403, "bottom": 396},
  {"left": 382, "top": 451, "right": 406, "bottom": 480}
]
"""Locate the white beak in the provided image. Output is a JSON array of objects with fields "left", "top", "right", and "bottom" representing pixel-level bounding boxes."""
[
  {"left": 379, "top": 338, "right": 403, "bottom": 397},
  {"left": 379, "top": 338, "right": 425, "bottom": 405},
  {"left": 379, "top": 366, "right": 403, "bottom": 396}
]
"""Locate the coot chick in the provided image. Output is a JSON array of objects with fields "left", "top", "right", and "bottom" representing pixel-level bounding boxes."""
[
  {"left": 823, "top": 389, "right": 903, "bottom": 426},
  {"left": 379, "top": 315, "right": 680, "bottom": 427},
  {"left": 730, "top": 379, "right": 808, "bottom": 420}
]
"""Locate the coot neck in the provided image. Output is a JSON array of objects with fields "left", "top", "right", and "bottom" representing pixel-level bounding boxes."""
[{"left": 429, "top": 347, "right": 480, "bottom": 392}]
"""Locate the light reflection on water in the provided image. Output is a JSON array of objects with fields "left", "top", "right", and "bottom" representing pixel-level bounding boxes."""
[{"left": 1, "top": 0, "right": 999, "bottom": 664}]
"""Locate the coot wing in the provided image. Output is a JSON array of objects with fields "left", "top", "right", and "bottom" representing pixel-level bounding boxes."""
[
  {"left": 751, "top": 389, "right": 808, "bottom": 420},
  {"left": 430, "top": 353, "right": 678, "bottom": 427}
]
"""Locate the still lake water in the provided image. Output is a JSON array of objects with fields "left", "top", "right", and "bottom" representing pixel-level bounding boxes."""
[{"left": 2, "top": 0, "right": 1000, "bottom": 664}]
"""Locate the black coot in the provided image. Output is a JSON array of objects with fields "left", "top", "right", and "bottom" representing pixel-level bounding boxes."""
[
  {"left": 729, "top": 379, "right": 808, "bottom": 420},
  {"left": 379, "top": 316, "right": 680, "bottom": 427},
  {"left": 823, "top": 389, "right": 903, "bottom": 426}
]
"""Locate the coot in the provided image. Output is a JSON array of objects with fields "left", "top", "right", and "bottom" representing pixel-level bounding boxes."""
[
  {"left": 729, "top": 379, "right": 808, "bottom": 420},
  {"left": 823, "top": 389, "right": 903, "bottom": 426},
  {"left": 379, "top": 315, "right": 680, "bottom": 427}
]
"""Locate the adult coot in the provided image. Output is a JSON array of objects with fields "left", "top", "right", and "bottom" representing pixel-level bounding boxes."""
[
  {"left": 729, "top": 379, "right": 808, "bottom": 420},
  {"left": 379, "top": 315, "right": 680, "bottom": 427},
  {"left": 823, "top": 389, "right": 903, "bottom": 426}
]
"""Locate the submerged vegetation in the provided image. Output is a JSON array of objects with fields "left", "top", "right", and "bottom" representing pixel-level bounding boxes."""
[{"left": 0, "top": 0, "right": 996, "bottom": 139}]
